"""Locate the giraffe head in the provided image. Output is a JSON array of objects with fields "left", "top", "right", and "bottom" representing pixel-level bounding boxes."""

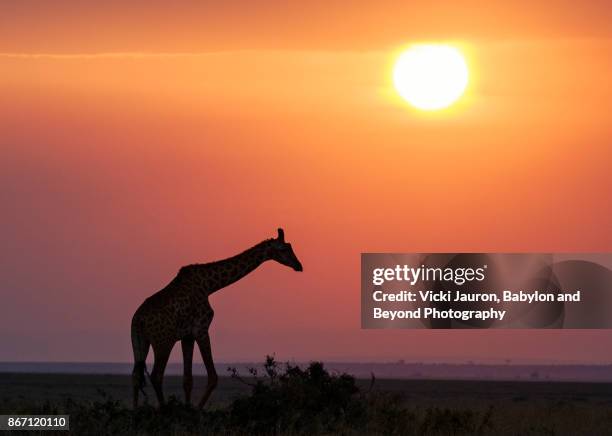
[{"left": 267, "top": 228, "right": 303, "bottom": 272}]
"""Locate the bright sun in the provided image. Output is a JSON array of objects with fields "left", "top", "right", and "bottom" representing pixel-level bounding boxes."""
[{"left": 393, "top": 44, "right": 469, "bottom": 111}]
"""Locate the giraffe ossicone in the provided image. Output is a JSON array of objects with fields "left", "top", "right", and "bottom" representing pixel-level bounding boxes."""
[{"left": 130, "top": 227, "right": 303, "bottom": 408}]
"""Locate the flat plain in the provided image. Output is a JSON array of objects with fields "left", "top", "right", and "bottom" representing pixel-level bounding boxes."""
[{"left": 2, "top": 373, "right": 612, "bottom": 435}]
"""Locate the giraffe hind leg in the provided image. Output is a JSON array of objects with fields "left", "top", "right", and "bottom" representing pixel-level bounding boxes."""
[
  {"left": 132, "top": 361, "right": 148, "bottom": 409},
  {"left": 151, "top": 344, "right": 173, "bottom": 408},
  {"left": 181, "top": 337, "right": 195, "bottom": 405},
  {"left": 131, "top": 328, "right": 150, "bottom": 409}
]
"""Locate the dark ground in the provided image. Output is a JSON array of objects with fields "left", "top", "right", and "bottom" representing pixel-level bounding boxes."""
[{"left": 1, "top": 373, "right": 612, "bottom": 435}]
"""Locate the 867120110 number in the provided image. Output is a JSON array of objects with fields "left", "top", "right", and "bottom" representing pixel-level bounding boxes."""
[{"left": 0, "top": 415, "right": 69, "bottom": 430}]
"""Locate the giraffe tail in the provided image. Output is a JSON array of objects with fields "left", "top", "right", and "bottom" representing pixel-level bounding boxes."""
[
  {"left": 133, "top": 361, "right": 148, "bottom": 394},
  {"left": 131, "top": 316, "right": 151, "bottom": 400}
]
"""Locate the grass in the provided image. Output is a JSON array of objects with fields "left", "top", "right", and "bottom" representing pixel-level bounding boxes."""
[{"left": 2, "top": 357, "right": 612, "bottom": 435}]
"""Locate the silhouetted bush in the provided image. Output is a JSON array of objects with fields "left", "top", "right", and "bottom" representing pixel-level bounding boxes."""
[{"left": 227, "top": 356, "right": 364, "bottom": 434}]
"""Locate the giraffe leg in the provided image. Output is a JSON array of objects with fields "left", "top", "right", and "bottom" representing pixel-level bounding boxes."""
[
  {"left": 132, "top": 376, "right": 139, "bottom": 410},
  {"left": 131, "top": 323, "right": 150, "bottom": 409},
  {"left": 132, "top": 361, "right": 148, "bottom": 409},
  {"left": 196, "top": 334, "right": 218, "bottom": 409},
  {"left": 181, "top": 337, "right": 195, "bottom": 405},
  {"left": 150, "top": 344, "right": 172, "bottom": 408}
]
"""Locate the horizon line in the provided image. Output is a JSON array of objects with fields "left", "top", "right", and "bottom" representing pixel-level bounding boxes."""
[{"left": 1, "top": 360, "right": 611, "bottom": 367}]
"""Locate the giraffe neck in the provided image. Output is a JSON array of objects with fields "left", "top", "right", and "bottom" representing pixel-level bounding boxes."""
[{"left": 186, "top": 241, "right": 271, "bottom": 296}]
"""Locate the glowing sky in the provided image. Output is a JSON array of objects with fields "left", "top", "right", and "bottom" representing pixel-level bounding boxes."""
[{"left": 1, "top": 1, "right": 611, "bottom": 364}]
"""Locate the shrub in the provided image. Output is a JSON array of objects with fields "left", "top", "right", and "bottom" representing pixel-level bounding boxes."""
[{"left": 228, "top": 356, "right": 364, "bottom": 434}]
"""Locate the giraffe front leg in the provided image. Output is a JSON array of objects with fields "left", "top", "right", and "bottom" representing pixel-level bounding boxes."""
[
  {"left": 181, "top": 337, "right": 195, "bottom": 405},
  {"left": 196, "top": 334, "right": 218, "bottom": 409}
]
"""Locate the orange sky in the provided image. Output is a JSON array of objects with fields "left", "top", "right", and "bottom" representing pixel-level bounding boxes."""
[{"left": 1, "top": 1, "right": 611, "bottom": 364}]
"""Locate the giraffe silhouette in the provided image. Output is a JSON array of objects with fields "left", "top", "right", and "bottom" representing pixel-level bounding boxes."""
[{"left": 131, "top": 228, "right": 303, "bottom": 409}]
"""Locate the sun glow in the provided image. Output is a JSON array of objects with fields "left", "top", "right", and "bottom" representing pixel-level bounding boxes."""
[{"left": 393, "top": 44, "right": 469, "bottom": 111}]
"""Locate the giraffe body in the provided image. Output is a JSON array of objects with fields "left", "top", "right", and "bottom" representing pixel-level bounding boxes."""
[{"left": 131, "top": 228, "right": 302, "bottom": 408}]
